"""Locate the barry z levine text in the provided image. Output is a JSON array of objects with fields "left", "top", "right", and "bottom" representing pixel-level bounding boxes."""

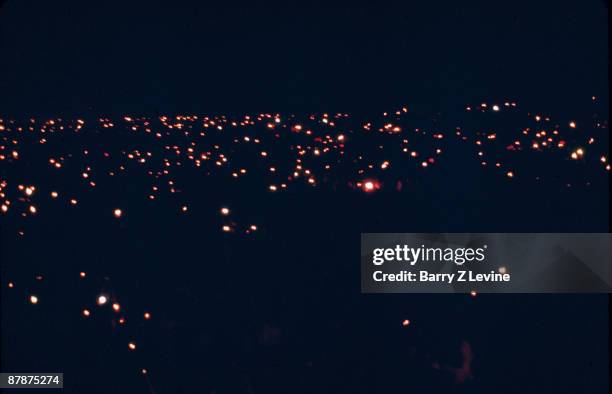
[{"left": 372, "top": 270, "right": 511, "bottom": 284}]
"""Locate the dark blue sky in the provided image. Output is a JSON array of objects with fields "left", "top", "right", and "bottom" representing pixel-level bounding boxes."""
[{"left": 0, "top": 0, "right": 608, "bottom": 116}]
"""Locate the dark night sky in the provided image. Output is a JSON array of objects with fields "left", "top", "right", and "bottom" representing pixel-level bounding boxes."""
[{"left": 0, "top": 0, "right": 608, "bottom": 116}]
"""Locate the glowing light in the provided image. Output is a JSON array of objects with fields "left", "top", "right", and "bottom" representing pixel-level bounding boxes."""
[
  {"left": 97, "top": 295, "right": 108, "bottom": 305},
  {"left": 362, "top": 180, "right": 379, "bottom": 192},
  {"left": 29, "top": 295, "right": 39, "bottom": 304}
]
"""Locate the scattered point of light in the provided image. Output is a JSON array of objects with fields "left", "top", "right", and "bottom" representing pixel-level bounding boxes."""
[
  {"left": 492, "top": 105, "right": 500, "bottom": 112},
  {"left": 112, "top": 303, "right": 121, "bottom": 312},
  {"left": 128, "top": 342, "right": 137, "bottom": 350},
  {"left": 29, "top": 295, "right": 38, "bottom": 304},
  {"left": 402, "top": 319, "right": 410, "bottom": 327},
  {"left": 571, "top": 148, "right": 585, "bottom": 160},
  {"left": 362, "top": 180, "right": 379, "bottom": 192},
  {"left": 97, "top": 295, "right": 108, "bottom": 305},
  {"left": 220, "top": 207, "right": 230, "bottom": 216},
  {"left": 144, "top": 312, "right": 151, "bottom": 320},
  {"left": 113, "top": 208, "right": 122, "bottom": 218},
  {"left": 83, "top": 309, "right": 91, "bottom": 317}
]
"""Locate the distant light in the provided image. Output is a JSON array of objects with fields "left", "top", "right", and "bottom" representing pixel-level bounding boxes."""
[
  {"left": 97, "top": 295, "right": 108, "bottom": 305},
  {"left": 362, "top": 180, "right": 379, "bottom": 192}
]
